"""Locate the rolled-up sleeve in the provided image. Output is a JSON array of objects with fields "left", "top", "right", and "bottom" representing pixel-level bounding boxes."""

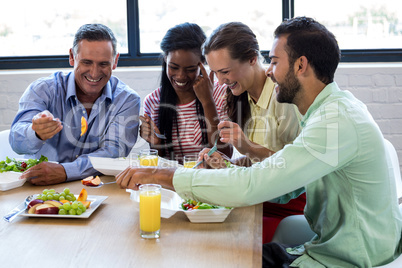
[{"left": 10, "top": 78, "right": 57, "bottom": 154}]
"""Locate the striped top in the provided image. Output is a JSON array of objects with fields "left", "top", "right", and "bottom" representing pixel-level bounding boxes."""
[{"left": 143, "top": 84, "right": 228, "bottom": 160}]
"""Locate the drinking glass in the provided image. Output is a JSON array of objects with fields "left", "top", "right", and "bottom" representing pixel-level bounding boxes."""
[
  {"left": 129, "top": 152, "right": 140, "bottom": 167},
  {"left": 139, "top": 149, "right": 159, "bottom": 167},
  {"left": 183, "top": 154, "right": 198, "bottom": 168},
  {"left": 139, "top": 184, "right": 161, "bottom": 239}
]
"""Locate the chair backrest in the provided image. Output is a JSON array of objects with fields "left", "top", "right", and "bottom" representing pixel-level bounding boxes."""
[
  {"left": 384, "top": 139, "right": 402, "bottom": 199},
  {"left": 0, "top": 129, "right": 21, "bottom": 160}
]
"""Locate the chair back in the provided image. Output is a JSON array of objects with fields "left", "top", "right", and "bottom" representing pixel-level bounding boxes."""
[
  {"left": 0, "top": 129, "right": 21, "bottom": 160},
  {"left": 384, "top": 139, "right": 402, "bottom": 199}
]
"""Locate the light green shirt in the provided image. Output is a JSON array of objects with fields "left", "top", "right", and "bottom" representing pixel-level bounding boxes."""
[
  {"left": 247, "top": 77, "right": 301, "bottom": 153},
  {"left": 173, "top": 82, "right": 402, "bottom": 267}
]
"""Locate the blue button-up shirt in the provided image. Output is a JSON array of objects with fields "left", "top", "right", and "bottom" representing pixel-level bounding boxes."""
[{"left": 9, "top": 71, "right": 140, "bottom": 181}]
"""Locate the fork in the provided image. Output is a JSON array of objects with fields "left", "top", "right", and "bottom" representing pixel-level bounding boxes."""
[
  {"left": 52, "top": 118, "right": 79, "bottom": 129},
  {"left": 86, "top": 181, "right": 116, "bottom": 188},
  {"left": 3, "top": 195, "right": 34, "bottom": 222},
  {"left": 154, "top": 131, "right": 167, "bottom": 139},
  {"left": 192, "top": 135, "right": 219, "bottom": 169}
]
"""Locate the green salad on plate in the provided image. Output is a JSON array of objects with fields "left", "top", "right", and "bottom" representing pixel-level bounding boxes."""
[{"left": 0, "top": 155, "right": 48, "bottom": 173}]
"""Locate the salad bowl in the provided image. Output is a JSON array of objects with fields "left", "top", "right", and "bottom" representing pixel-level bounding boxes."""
[
  {"left": 0, "top": 171, "right": 26, "bottom": 191},
  {"left": 127, "top": 188, "right": 233, "bottom": 223}
]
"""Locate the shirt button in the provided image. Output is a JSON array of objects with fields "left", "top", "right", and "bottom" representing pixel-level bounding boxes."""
[{"left": 301, "top": 121, "right": 306, "bottom": 127}]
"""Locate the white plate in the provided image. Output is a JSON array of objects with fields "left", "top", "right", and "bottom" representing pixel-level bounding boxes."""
[
  {"left": 89, "top": 156, "right": 181, "bottom": 176},
  {"left": 19, "top": 195, "right": 108, "bottom": 219},
  {"left": 127, "top": 189, "right": 232, "bottom": 223},
  {"left": 0, "top": 171, "right": 26, "bottom": 191}
]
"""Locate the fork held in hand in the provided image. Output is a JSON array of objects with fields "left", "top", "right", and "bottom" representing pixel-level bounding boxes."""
[
  {"left": 52, "top": 118, "right": 78, "bottom": 129},
  {"left": 154, "top": 131, "right": 167, "bottom": 139},
  {"left": 192, "top": 135, "right": 219, "bottom": 169}
]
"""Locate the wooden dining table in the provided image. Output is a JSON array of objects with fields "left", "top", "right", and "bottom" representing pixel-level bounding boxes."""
[{"left": 0, "top": 176, "right": 262, "bottom": 267}]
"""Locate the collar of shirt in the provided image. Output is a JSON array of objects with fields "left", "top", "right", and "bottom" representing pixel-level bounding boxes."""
[
  {"left": 300, "top": 82, "right": 339, "bottom": 127},
  {"left": 246, "top": 77, "right": 275, "bottom": 145},
  {"left": 65, "top": 72, "right": 113, "bottom": 105},
  {"left": 247, "top": 77, "right": 275, "bottom": 110}
]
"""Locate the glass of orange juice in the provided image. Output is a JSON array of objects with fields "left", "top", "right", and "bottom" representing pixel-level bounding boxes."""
[
  {"left": 139, "top": 184, "right": 161, "bottom": 239},
  {"left": 139, "top": 149, "right": 159, "bottom": 167},
  {"left": 183, "top": 154, "right": 198, "bottom": 168},
  {"left": 129, "top": 152, "right": 140, "bottom": 167}
]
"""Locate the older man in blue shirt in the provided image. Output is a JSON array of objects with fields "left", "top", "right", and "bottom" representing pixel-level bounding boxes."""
[{"left": 10, "top": 24, "right": 140, "bottom": 185}]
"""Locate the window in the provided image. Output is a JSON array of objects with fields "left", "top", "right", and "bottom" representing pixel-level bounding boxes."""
[
  {"left": 0, "top": 0, "right": 128, "bottom": 57},
  {"left": 138, "top": 0, "right": 282, "bottom": 53},
  {"left": 294, "top": 0, "right": 402, "bottom": 62},
  {"left": 294, "top": 0, "right": 402, "bottom": 50},
  {"left": 0, "top": 0, "right": 401, "bottom": 69},
  {"left": 0, "top": 0, "right": 128, "bottom": 69}
]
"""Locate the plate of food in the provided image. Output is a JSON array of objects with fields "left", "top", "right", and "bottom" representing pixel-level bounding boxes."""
[
  {"left": 89, "top": 156, "right": 181, "bottom": 176},
  {"left": 0, "top": 155, "right": 49, "bottom": 191},
  {"left": 19, "top": 195, "right": 107, "bottom": 219},
  {"left": 18, "top": 188, "right": 108, "bottom": 219},
  {"left": 127, "top": 188, "right": 233, "bottom": 223}
]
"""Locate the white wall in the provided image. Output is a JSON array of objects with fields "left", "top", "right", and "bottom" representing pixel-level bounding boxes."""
[{"left": 1, "top": 63, "right": 401, "bottom": 173}]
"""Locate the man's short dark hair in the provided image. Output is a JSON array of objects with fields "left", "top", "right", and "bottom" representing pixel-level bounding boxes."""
[
  {"left": 72, "top": 24, "right": 117, "bottom": 56},
  {"left": 274, "top": 16, "right": 341, "bottom": 84}
]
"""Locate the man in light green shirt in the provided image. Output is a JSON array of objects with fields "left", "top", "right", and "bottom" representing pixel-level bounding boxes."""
[
  {"left": 247, "top": 77, "right": 301, "bottom": 155},
  {"left": 117, "top": 17, "right": 402, "bottom": 267}
]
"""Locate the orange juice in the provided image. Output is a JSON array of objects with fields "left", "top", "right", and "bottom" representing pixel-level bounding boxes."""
[
  {"left": 140, "top": 155, "right": 158, "bottom": 166},
  {"left": 183, "top": 161, "right": 197, "bottom": 168},
  {"left": 183, "top": 154, "right": 198, "bottom": 168},
  {"left": 140, "top": 190, "right": 161, "bottom": 233}
]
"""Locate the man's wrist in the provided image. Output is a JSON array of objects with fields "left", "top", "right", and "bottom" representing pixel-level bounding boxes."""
[{"left": 156, "top": 168, "right": 176, "bottom": 190}]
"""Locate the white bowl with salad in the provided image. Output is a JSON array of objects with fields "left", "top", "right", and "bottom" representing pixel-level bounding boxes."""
[
  {"left": 127, "top": 188, "right": 233, "bottom": 223},
  {"left": 0, "top": 156, "right": 48, "bottom": 191}
]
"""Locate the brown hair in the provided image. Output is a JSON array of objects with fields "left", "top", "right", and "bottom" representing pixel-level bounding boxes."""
[{"left": 203, "top": 22, "right": 261, "bottom": 129}]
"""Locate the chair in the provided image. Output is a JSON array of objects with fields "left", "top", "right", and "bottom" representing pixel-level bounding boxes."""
[
  {"left": 0, "top": 129, "right": 22, "bottom": 160},
  {"left": 375, "top": 140, "right": 402, "bottom": 267},
  {"left": 271, "top": 139, "right": 402, "bottom": 267},
  {"left": 270, "top": 214, "right": 315, "bottom": 245},
  {"left": 385, "top": 139, "right": 402, "bottom": 199}
]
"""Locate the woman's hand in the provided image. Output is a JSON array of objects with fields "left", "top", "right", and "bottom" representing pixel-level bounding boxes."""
[
  {"left": 193, "top": 62, "right": 214, "bottom": 105},
  {"left": 140, "top": 114, "right": 162, "bottom": 145},
  {"left": 197, "top": 148, "right": 232, "bottom": 169},
  {"left": 218, "top": 121, "right": 250, "bottom": 155}
]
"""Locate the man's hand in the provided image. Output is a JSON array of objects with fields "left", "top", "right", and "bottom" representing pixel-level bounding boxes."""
[
  {"left": 32, "top": 110, "right": 62, "bottom": 141},
  {"left": 20, "top": 162, "right": 67, "bottom": 186},
  {"left": 116, "top": 167, "right": 176, "bottom": 190}
]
